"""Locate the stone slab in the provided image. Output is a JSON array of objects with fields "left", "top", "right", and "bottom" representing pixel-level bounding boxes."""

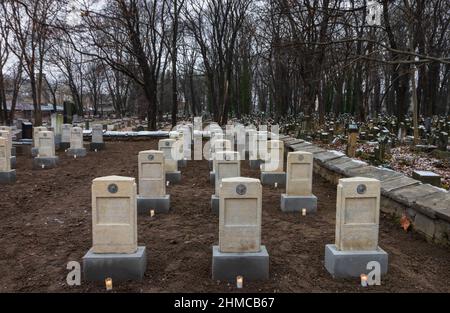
[
  {"left": 212, "top": 245, "right": 269, "bottom": 282},
  {"left": 413, "top": 191, "right": 450, "bottom": 221},
  {"left": 380, "top": 175, "right": 421, "bottom": 193},
  {"left": 166, "top": 171, "right": 181, "bottom": 184},
  {"left": 90, "top": 142, "right": 106, "bottom": 151},
  {"left": 0, "top": 170, "right": 16, "bottom": 184},
  {"left": 390, "top": 183, "right": 444, "bottom": 209},
  {"left": 314, "top": 150, "right": 345, "bottom": 164},
  {"left": 412, "top": 170, "right": 442, "bottom": 187},
  {"left": 290, "top": 142, "right": 313, "bottom": 151},
  {"left": 297, "top": 145, "right": 327, "bottom": 155},
  {"left": 346, "top": 166, "right": 403, "bottom": 182},
  {"left": 137, "top": 195, "right": 170, "bottom": 214},
  {"left": 211, "top": 194, "right": 219, "bottom": 215},
  {"left": 280, "top": 194, "right": 317, "bottom": 213},
  {"left": 32, "top": 157, "right": 59, "bottom": 170},
  {"left": 333, "top": 159, "right": 368, "bottom": 176},
  {"left": 67, "top": 148, "right": 87, "bottom": 157},
  {"left": 285, "top": 139, "right": 304, "bottom": 146},
  {"left": 260, "top": 172, "right": 286, "bottom": 186},
  {"left": 324, "top": 244, "right": 388, "bottom": 279},
  {"left": 83, "top": 246, "right": 147, "bottom": 282}
]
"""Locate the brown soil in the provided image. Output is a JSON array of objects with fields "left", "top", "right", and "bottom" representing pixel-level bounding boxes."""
[{"left": 0, "top": 140, "right": 449, "bottom": 293}]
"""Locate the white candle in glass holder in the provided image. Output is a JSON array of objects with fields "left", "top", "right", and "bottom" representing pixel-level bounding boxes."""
[
  {"left": 236, "top": 276, "right": 243, "bottom": 289},
  {"left": 360, "top": 274, "right": 368, "bottom": 287},
  {"left": 302, "top": 208, "right": 307, "bottom": 216},
  {"left": 105, "top": 277, "right": 113, "bottom": 290}
]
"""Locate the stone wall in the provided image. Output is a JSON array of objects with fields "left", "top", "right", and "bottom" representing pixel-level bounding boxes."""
[{"left": 279, "top": 135, "right": 450, "bottom": 247}]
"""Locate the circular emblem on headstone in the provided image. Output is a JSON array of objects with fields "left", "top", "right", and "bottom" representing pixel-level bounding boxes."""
[
  {"left": 148, "top": 154, "right": 154, "bottom": 161},
  {"left": 108, "top": 184, "right": 119, "bottom": 194},
  {"left": 298, "top": 155, "right": 304, "bottom": 161},
  {"left": 236, "top": 184, "right": 247, "bottom": 195},
  {"left": 165, "top": 141, "right": 170, "bottom": 146},
  {"left": 357, "top": 184, "right": 367, "bottom": 194}
]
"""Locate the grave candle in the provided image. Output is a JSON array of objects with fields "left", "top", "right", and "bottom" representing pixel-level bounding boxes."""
[
  {"left": 360, "top": 274, "right": 368, "bottom": 287},
  {"left": 236, "top": 276, "right": 243, "bottom": 289},
  {"left": 150, "top": 210, "right": 155, "bottom": 217},
  {"left": 302, "top": 208, "right": 307, "bottom": 216},
  {"left": 105, "top": 277, "right": 113, "bottom": 290}
]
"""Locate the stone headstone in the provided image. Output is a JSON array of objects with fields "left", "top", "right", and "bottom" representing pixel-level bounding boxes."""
[
  {"left": 325, "top": 177, "right": 388, "bottom": 278},
  {"left": 91, "top": 176, "right": 137, "bottom": 254},
  {"left": 286, "top": 151, "right": 313, "bottom": 196},
  {"left": 412, "top": 170, "right": 441, "bottom": 187},
  {"left": 0, "top": 137, "right": 11, "bottom": 172},
  {"left": 219, "top": 177, "right": 262, "bottom": 253},
  {"left": 33, "top": 126, "right": 47, "bottom": 147},
  {"left": 92, "top": 124, "right": 104, "bottom": 144},
  {"left": 214, "top": 151, "right": 240, "bottom": 196},
  {"left": 61, "top": 124, "right": 72, "bottom": 144},
  {"left": 70, "top": 127, "right": 84, "bottom": 149},
  {"left": 335, "top": 177, "right": 381, "bottom": 251},
  {"left": 138, "top": 150, "right": 165, "bottom": 197},
  {"left": 261, "top": 140, "right": 284, "bottom": 173},
  {"left": 158, "top": 139, "right": 178, "bottom": 173},
  {"left": 194, "top": 116, "right": 202, "bottom": 131},
  {"left": 36, "top": 131, "right": 56, "bottom": 157}
]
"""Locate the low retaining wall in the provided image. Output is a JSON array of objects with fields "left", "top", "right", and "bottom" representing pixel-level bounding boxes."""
[{"left": 279, "top": 135, "right": 450, "bottom": 247}]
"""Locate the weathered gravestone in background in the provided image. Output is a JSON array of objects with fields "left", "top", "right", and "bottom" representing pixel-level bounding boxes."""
[
  {"left": 260, "top": 140, "right": 286, "bottom": 186},
  {"left": 212, "top": 177, "right": 269, "bottom": 281},
  {"left": 325, "top": 177, "right": 388, "bottom": 278},
  {"left": 211, "top": 151, "right": 240, "bottom": 215},
  {"left": 0, "top": 137, "right": 16, "bottom": 184},
  {"left": 60, "top": 124, "right": 72, "bottom": 150},
  {"left": 32, "top": 131, "right": 58, "bottom": 170},
  {"left": 31, "top": 126, "right": 47, "bottom": 157},
  {"left": 158, "top": 139, "right": 181, "bottom": 183},
  {"left": 0, "top": 129, "right": 16, "bottom": 169},
  {"left": 67, "top": 126, "right": 87, "bottom": 157},
  {"left": 137, "top": 150, "right": 170, "bottom": 214},
  {"left": 209, "top": 139, "right": 232, "bottom": 184},
  {"left": 90, "top": 124, "right": 105, "bottom": 151},
  {"left": 281, "top": 151, "right": 317, "bottom": 213},
  {"left": 83, "top": 176, "right": 147, "bottom": 281}
]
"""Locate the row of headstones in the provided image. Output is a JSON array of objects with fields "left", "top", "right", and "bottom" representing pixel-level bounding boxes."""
[
  {"left": 0, "top": 124, "right": 106, "bottom": 184},
  {"left": 82, "top": 121, "right": 388, "bottom": 285},
  {"left": 83, "top": 172, "right": 386, "bottom": 284}
]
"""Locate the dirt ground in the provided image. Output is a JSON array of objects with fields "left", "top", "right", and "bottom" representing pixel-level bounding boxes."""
[{"left": 0, "top": 139, "right": 449, "bottom": 293}]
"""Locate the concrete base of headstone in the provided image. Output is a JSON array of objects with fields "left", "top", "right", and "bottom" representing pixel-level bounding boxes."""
[
  {"left": 211, "top": 195, "right": 219, "bottom": 215},
  {"left": 31, "top": 147, "right": 39, "bottom": 157},
  {"left": 32, "top": 156, "right": 59, "bottom": 170},
  {"left": 83, "top": 246, "right": 147, "bottom": 282},
  {"left": 90, "top": 142, "right": 106, "bottom": 151},
  {"left": 324, "top": 244, "right": 388, "bottom": 279},
  {"left": 137, "top": 195, "right": 170, "bottom": 214},
  {"left": 208, "top": 160, "right": 213, "bottom": 170},
  {"left": 0, "top": 170, "right": 16, "bottom": 184},
  {"left": 59, "top": 142, "right": 70, "bottom": 151},
  {"left": 260, "top": 172, "right": 286, "bottom": 186},
  {"left": 11, "top": 156, "right": 16, "bottom": 169},
  {"left": 280, "top": 194, "right": 317, "bottom": 213},
  {"left": 210, "top": 171, "right": 215, "bottom": 185},
  {"left": 249, "top": 159, "right": 264, "bottom": 170},
  {"left": 166, "top": 171, "right": 181, "bottom": 184},
  {"left": 178, "top": 159, "right": 187, "bottom": 168},
  {"left": 11, "top": 147, "right": 16, "bottom": 157},
  {"left": 67, "top": 148, "right": 87, "bottom": 157},
  {"left": 212, "top": 245, "right": 269, "bottom": 282}
]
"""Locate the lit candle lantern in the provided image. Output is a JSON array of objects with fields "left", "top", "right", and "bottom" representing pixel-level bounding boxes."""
[
  {"left": 236, "top": 276, "right": 243, "bottom": 289},
  {"left": 150, "top": 209, "right": 155, "bottom": 217},
  {"left": 360, "top": 274, "right": 368, "bottom": 287},
  {"left": 105, "top": 277, "right": 113, "bottom": 290},
  {"left": 274, "top": 182, "right": 278, "bottom": 189},
  {"left": 302, "top": 208, "right": 307, "bottom": 216},
  {"left": 166, "top": 181, "right": 170, "bottom": 187},
  {"left": 41, "top": 164, "right": 45, "bottom": 169},
  {"left": 74, "top": 155, "right": 77, "bottom": 159}
]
